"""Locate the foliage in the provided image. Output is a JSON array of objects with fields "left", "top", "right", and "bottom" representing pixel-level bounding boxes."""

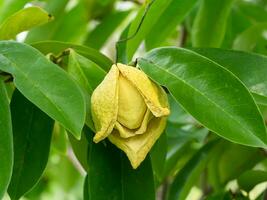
[{"left": 0, "top": 0, "right": 267, "bottom": 200}]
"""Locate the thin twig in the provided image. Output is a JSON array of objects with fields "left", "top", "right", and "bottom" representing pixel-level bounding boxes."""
[{"left": 115, "top": 0, "right": 156, "bottom": 63}]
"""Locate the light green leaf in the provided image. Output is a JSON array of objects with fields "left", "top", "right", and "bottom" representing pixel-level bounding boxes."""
[
  {"left": 126, "top": 0, "right": 173, "bottom": 60},
  {"left": 192, "top": 0, "right": 234, "bottom": 47},
  {"left": 52, "top": 3, "right": 88, "bottom": 43},
  {"left": 208, "top": 141, "right": 264, "bottom": 189},
  {"left": 145, "top": 0, "right": 198, "bottom": 49},
  {"left": 0, "top": 79, "right": 13, "bottom": 199},
  {"left": 8, "top": 89, "right": 54, "bottom": 200},
  {"left": 85, "top": 10, "right": 131, "bottom": 49},
  {"left": 0, "top": 0, "right": 29, "bottom": 24},
  {"left": 31, "top": 41, "right": 113, "bottom": 71},
  {"left": 0, "top": 41, "right": 86, "bottom": 139},
  {"left": 0, "top": 6, "right": 53, "bottom": 40},
  {"left": 233, "top": 23, "right": 267, "bottom": 51},
  {"left": 25, "top": 0, "right": 69, "bottom": 43},
  {"left": 68, "top": 49, "right": 106, "bottom": 130},
  {"left": 138, "top": 47, "right": 267, "bottom": 148}
]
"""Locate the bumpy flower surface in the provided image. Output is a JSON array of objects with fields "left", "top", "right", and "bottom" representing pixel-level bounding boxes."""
[{"left": 91, "top": 63, "right": 170, "bottom": 169}]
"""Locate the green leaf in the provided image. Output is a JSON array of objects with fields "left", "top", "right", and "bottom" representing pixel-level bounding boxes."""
[
  {"left": 116, "top": 24, "right": 131, "bottom": 64},
  {"left": 168, "top": 141, "right": 216, "bottom": 200},
  {"left": 236, "top": 1, "right": 267, "bottom": 23},
  {"left": 84, "top": 127, "right": 155, "bottom": 200},
  {"left": 0, "top": 0, "right": 29, "bottom": 24},
  {"left": 192, "top": 0, "right": 234, "bottom": 47},
  {"left": 68, "top": 49, "right": 106, "bottom": 94},
  {"left": 31, "top": 41, "right": 113, "bottom": 71},
  {"left": 150, "top": 132, "right": 167, "bottom": 184},
  {"left": 0, "top": 41, "right": 86, "bottom": 139},
  {"left": 208, "top": 141, "right": 264, "bottom": 189},
  {"left": 145, "top": 0, "right": 198, "bottom": 49},
  {"left": 164, "top": 127, "right": 209, "bottom": 178},
  {"left": 204, "top": 191, "right": 232, "bottom": 200},
  {"left": 68, "top": 49, "right": 106, "bottom": 130},
  {"left": 138, "top": 47, "right": 267, "bottom": 148},
  {"left": 85, "top": 10, "right": 131, "bottom": 49},
  {"left": 51, "top": 3, "right": 88, "bottom": 43},
  {"left": 8, "top": 89, "right": 54, "bottom": 200},
  {"left": 238, "top": 170, "right": 267, "bottom": 192},
  {"left": 51, "top": 122, "right": 68, "bottom": 154},
  {"left": 233, "top": 23, "right": 267, "bottom": 52},
  {"left": 126, "top": 0, "right": 173, "bottom": 60},
  {"left": 0, "top": 6, "right": 53, "bottom": 40},
  {"left": 84, "top": 175, "right": 89, "bottom": 200},
  {"left": 0, "top": 80, "right": 13, "bottom": 199},
  {"left": 69, "top": 132, "right": 89, "bottom": 171},
  {"left": 193, "top": 48, "right": 267, "bottom": 103},
  {"left": 25, "top": 0, "right": 69, "bottom": 43}
]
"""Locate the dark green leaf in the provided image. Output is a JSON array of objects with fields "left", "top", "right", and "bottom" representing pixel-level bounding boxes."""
[
  {"left": 84, "top": 127, "right": 155, "bottom": 200},
  {"left": 192, "top": 0, "right": 234, "bottom": 47},
  {"left": 168, "top": 141, "right": 216, "bottom": 200},
  {"left": 150, "top": 132, "right": 167, "bottom": 184},
  {"left": 0, "top": 41, "right": 86, "bottom": 139},
  {"left": 8, "top": 89, "right": 54, "bottom": 200},
  {"left": 138, "top": 47, "right": 267, "bottom": 148},
  {"left": 0, "top": 80, "right": 13, "bottom": 199},
  {"left": 204, "top": 191, "right": 232, "bottom": 200},
  {"left": 146, "top": 0, "right": 198, "bottom": 49},
  {"left": 84, "top": 175, "right": 89, "bottom": 200},
  {"left": 31, "top": 41, "right": 113, "bottom": 71},
  {"left": 238, "top": 170, "right": 267, "bottom": 192},
  {"left": 194, "top": 48, "right": 267, "bottom": 103},
  {"left": 0, "top": 6, "right": 53, "bottom": 40}
]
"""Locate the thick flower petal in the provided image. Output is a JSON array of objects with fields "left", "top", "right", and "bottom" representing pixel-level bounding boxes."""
[
  {"left": 115, "top": 109, "right": 152, "bottom": 138},
  {"left": 91, "top": 65, "right": 119, "bottom": 143},
  {"left": 117, "top": 63, "right": 170, "bottom": 117},
  {"left": 108, "top": 117, "right": 167, "bottom": 169},
  {"left": 117, "top": 75, "right": 147, "bottom": 129}
]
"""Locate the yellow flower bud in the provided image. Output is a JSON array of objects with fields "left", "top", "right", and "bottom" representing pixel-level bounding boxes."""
[{"left": 91, "top": 63, "right": 170, "bottom": 169}]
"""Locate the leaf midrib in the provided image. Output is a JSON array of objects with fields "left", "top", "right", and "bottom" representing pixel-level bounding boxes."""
[
  {"left": 141, "top": 59, "right": 265, "bottom": 146},
  {"left": 2, "top": 54, "right": 76, "bottom": 133}
]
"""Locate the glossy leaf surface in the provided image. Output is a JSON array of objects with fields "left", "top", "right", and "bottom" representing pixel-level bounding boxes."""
[
  {"left": 8, "top": 90, "right": 54, "bottom": 200},
  {"left": 194, "top": 48, "right": 267, "bottom": 104},
  {"left": 0, "top": 80, "right": 13, "bottom": 199},
  {"left": 0, "top": 41, "right": 86, "bottom": 138},
  {"left": 138, "top": 47, "right": 267, "bottom": 147},
  {"left": 85, "top": 127, "right": 155, "bottom": 200}
]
